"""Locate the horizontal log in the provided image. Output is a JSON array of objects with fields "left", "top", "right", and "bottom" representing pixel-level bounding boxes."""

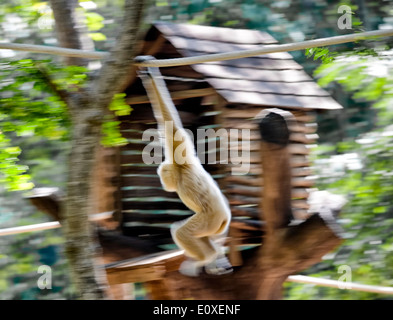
[
  {"left": 119, "top": 121, "right": 157, "bottom": 131},
  {"left": 224, "top": 109, "right": 266, "bottom": 119},
  {"left": 229, "top": 154, "right": 261, "bottom": 165},
  {"left": 230, "top": 220, "right": 264, "bottom": 232},
  {"left": 120, "top": 165, "right": 160, "bottom": 175},
  {"left": 121, "top": 187, "right": 179, "bottom": 199},
  {"left": 230, "top": 207, "right": 260, "bottom": 219},
  {"left": 292, "top": 199, "right": 310, "bottom": 210},
  {"left": 228, "top": 190, "right": 260, "bottom": 200},
  {"left": 291, "top": 167, "right": 312, "bottom": 177},
  {"left": 226, "top": 165, "right": 262, "bottom": 176},
  {"left": 290, "top": 155, "right": 310, "bottom": 168},
  {"left": 121, "top": 175, "right": 162, "bottom": 187},
  {"left": 228, "top": 153, "right": 310, "bottom": 169},
  {"left": 122, "top": 212, "right": 192, "bottom": 223},
  {"left": 227, "top": 186, "right": 261, "bottom": 198},
  {"left": 120, "top": 110, "right": 155, "bottom": 122},
  {"left": 288, "top": 144, "right": 311, "bottom": 155},
  {"left": 291, "top": 188, "right": 309, "bottom": 199},
  {"left": 290, "top": 132, "right": 318, "bottom": 144},
  {"left": 226, "top": 175, "right": 263, "bottom": 187},
  {"left": 292, "top": 122, "right": 318, "bottom": 134},
  {"left": 122, "top": 199, "right": 188, "bottom": 210},
  {"left": 292, "top": 177, "right": 315, "bottom": 188},
  {"left": 122, "top": 225, "right": 172, "bottom": 239},
  {"left": 120, "top": 154, "right": 161, "bottom": 164}
]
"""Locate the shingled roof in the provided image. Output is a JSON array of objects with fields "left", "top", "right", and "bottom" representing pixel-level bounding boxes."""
[{"left": 144, "top": 21, "right": 342, "bottom": 110}]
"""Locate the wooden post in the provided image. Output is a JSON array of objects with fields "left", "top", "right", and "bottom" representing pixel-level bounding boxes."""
[
  {"left": 255, "top": 109, "right": 343, "bottom": 299},
  {"left": 257, "top": 110, "right": 294, "bottom": 234}
]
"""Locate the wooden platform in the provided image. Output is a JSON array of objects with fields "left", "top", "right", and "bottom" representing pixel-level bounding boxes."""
[{"left": 105, "top": 249, "right": 185, "bottom": 285}]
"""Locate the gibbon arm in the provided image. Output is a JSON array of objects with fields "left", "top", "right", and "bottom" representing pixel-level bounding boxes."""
[{"left": 135, "top": 55, "right": 193, "bottom": 164}]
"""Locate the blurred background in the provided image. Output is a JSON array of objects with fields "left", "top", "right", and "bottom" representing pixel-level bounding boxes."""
[{"left": 1, "top": 0, "right": 393, "bottom": 300}]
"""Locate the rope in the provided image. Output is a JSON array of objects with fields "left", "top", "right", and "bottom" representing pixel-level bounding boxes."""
[
  {"left": 0, "top": 211, "right": 113, "bottom": 236},
  {"left": 0, "top": 221, "right": 60, "bottom": 236},
  {"left": 287, "top": 275, "right": 393, "bottom": 295},
  {"left": 134, "top": 29, "right": 393, "bottom": 67},
  {"left": 1, "top": 29, "right": 392, "bottom": 66},
  {"left": 0, "top": 42, "right": 108, "bottom": 59}
]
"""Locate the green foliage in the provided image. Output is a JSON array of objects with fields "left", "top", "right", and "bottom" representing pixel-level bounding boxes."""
[
  {"left": 0, "top": 135, "right": 33, "bottom": 191},
  {"left": 286, "top": 40, "right": 393, "bottom": 300},
  {"left": 89, "top": 32, "right": 107, "bottom": 41},
  {"left": 286, "top": 129, "right": 393, "bottom": 299},
  {"left": 305, "top": 47, "right": 336, "bottom": 64},
  {"left": 0, "top": 217, "right": 73, "bottom": 300},
  {"left": 0, "top": 56, "right": 130, "bottom": 190},
  {"left": 84, "top": 11, "right": 105, "bottom": 31},
  {"left": 0, "top": 59, "right": 88, "bottom": 191},
  {"left": 314, "top": 48, "right": 393, "bottom": 126},
  {"left": 83, "top": 10, "right": 107, "bottom": 42},
  {"left": 101, "top": 93, "right": 132, "bottom": 147}
]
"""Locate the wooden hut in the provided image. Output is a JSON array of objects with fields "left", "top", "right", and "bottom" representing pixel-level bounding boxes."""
[{"left": 93, "top": 22, "right": 342, "bottom": 254}]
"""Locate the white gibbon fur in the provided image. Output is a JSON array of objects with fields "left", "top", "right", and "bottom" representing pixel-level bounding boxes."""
[{"left": 136, "top": 56, "right": 232, "bottom": 276}]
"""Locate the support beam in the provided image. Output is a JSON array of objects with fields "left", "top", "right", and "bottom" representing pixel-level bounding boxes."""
[{"left": 0, "top": 211, "right": 114, "bottom": 236}]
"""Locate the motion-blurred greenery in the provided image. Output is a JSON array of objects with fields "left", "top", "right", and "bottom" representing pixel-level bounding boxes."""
[{"left": 284, "top": 40, "right": 393, "bottom": 300}]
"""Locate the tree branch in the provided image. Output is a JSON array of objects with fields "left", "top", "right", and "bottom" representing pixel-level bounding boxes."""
[
  {"left": 49, "top": 0, "right": 94, "bottom": 66},
  {"left": 35, "top": 63, "right": 70, "bottom": 105},
  {"left": 93, "top": 0, "right": 145, "bottom": 111}
]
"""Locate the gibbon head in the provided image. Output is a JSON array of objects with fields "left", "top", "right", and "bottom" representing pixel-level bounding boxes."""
[{"left": 158, "top": 162, "right": 178, "bottom": 192}]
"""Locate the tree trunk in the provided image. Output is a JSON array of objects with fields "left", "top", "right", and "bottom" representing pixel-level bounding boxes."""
[
  {"left": 48, "top": 0, "right": 145, "bottom": 299},
  {"left": 64, "top": 108, "right": 108, "bottom": 298}
]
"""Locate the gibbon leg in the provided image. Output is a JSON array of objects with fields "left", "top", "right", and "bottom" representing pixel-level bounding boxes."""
[
  {"left": 171, "top": 221, "right": 218, "bottom": 262},
  {"left": 171, "top": 217, "right": 233, "bottom": 277}
]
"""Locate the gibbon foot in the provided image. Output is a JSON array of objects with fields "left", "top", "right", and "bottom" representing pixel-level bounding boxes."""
[
  {"left": 179, "top": 256, "right": 233, "bottom": 277},
  {"left": 204, "top": 255, "right": 233, "bottom": 276},
  {"left": 179, "top": 259, "right": 202, "bottom": 277}
]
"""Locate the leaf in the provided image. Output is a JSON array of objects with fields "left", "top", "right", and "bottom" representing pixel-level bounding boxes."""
[
  {"left": 84, "top": 11, "right": 104, "bottom": 31},
  {"left": 89, "top": 32, "right": 107, "bottom": 41},
  {"left": 101, "top": 119, "right": 128, "bottom": 147},
  {"left": 109, "top": 93, "right": 132, "bottom": 116}
]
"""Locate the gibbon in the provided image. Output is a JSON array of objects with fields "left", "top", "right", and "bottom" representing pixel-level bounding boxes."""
[{"left": 135, "top": 55, "right": 233, "bottom": 277}]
